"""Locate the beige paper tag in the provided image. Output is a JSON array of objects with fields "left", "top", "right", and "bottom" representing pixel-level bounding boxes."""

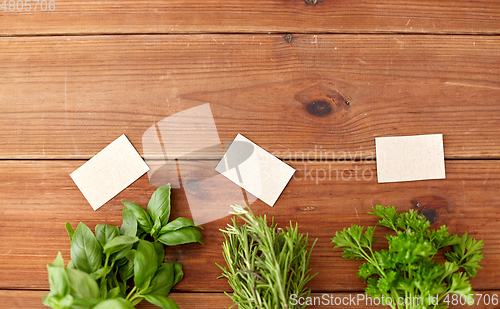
[
  {"left": 215, "top": 134, "right": 295, "bottom": 207},
  {"left": 70, "top": 134, "right": 150, "bottom": 210},
  {"left": 376, "top": 134, "right": 445, "bottom": 183}
]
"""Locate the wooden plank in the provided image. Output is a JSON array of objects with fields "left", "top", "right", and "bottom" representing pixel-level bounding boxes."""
[
  {"left": 0, "top": 0, "right": 499, "bottom": 36},
  {"left": 1, "top": 291, "right": 235, "bottom": 308},
  {"left": 1, "top": 35, "right": 500, "bottom": 160},
  {"left": 0, "top": 160, "right": 499, "bottom": 292},
  {"left": 3, "top": 290, "right": 500, "bottom": 309}
]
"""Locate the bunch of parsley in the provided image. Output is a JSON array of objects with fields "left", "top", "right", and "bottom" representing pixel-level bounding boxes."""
[
  {"left": 43, "top": 184, "right": 203, "bottom": 309},
  {"left": 332, "top": 205, "right": 483, "bottom": 309},
  {"left": 217, "top": 205, "right": 317, "bottom": 309}
]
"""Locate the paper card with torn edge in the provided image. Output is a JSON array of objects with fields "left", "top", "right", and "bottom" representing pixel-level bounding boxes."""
[
  {"left": 70, "top": 134, "right": 150, "bottom": 210},
  {"left": 215, "top": 134, "right": 295, "bottom": 207},
  {"left": 376, "top": 134, "right": 445, "bottom": 183}
]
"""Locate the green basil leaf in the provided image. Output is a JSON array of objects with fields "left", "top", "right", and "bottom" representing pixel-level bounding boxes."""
[
  {"left": 93, "top": 298, "right": 135, "bottom": 309},
  {"left": 122, "top": 249, "right": 137, "bottom": 280},
  {"left": 153, "top": 241, "right": 165, "bottom": 268},
  {"left": 147, "top": 184, "right": 172, "bottom": 227},
  {"left": 134, "top": 240, "right": 158, "bottom": 290},
  {"left": 172, "top": 261, "right": 183, "bottom": 286},
  {"left": 158, "top": 227, "right": 204, "bottom": 246},
  {"left": 95, "top": 224, "right": 120, "bottom": 247},
  {"left": 111, "top": 243, "right": 133, "bottom": 263},
  {"left": 126, "top": 248, "right": 136, "bottom": 259},
  {"left": 151, "top": 216, "right": 162, "bottom": 239},
  {"left": 136, "top": 226, "right": 145, "bottom": 237},
  {"left": 71, "top": 223, "right": 103, "bottom": 273},
  {"left": 103, "top": 236, "right": 139, "bottom": 256},
  {"left": 99, "top": 277, "right": 107, "bottom": 299},
  {"left": 47, "top": 252, "right": 70, "bottom": 297},
  {"left": 107, "top": 286, "right": 121, "bottom": 299},
  {"left": 119, "top": 258, "right": 134, "bottom": 283},
  {"left": 51, "top": 251, "right": 65, "bottom": 267},
  {"left": 67, "top": 260, "right": 75, "bottom": 269},
  {"left": 120, "top": 208, "right": 138, "bottom": 237},
  {"left": 159, "top": 217, "right": 199, "bottom": 235},
  {"left": 143, "top": 295, "right": 179, "bottom": 309},
  {"left": 43, "top": 293, "right": 74, "bottom": 308},
  {"left": 72, "top": 297, "right": 100, "bottom": 307},
  {"left": 59, "top": 294, "right": 74, "bottom": 308},
  {"left": 114, "top": 256, "right": 128, "bottom": 268},
  {"left": 122, "top": 201, "right": 153, "bottom": 233},
  {"left": 65, "top": 267, "right": 100, "bottom": 299},
  {"left": 148, "top": 263, "right": 175, "bottom": 296},
  {"left": 42, "top": 293, "right": 55, "bottom": 307},
  {"left": 119, "top": 249, "right": 136, "bottom": 289},
  {"left": 140, "top": 279, "right": 155, "bottom": 295},
  {"left": 65, "top": 222, "right": 75, "bottom": 243},
  {"left": 90, "top": 267, "right": 105, "bottom": 280},
  {"left": 130, "top": 297, "right": 144, "bottom": 306}
]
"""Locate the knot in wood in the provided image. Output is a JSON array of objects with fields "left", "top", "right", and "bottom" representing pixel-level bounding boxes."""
[
  {"left": 306, "top": 100, "right": 332, "bottom": 117},
  {"left": 304, "top": 0, "right": 320, "bottom": 5}
]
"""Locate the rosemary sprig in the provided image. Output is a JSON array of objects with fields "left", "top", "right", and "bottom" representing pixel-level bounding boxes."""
[{"left": 217, "top": 204, "right": 317, "bottom": 309}]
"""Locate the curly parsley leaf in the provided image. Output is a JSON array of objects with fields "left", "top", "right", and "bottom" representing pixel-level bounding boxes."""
[{"left": 332, "top": 205, "right": 484, "bottom": 309}]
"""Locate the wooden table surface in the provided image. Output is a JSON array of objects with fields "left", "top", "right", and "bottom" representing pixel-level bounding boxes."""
[{"left": 1, "top": 1, "right": 500, "bottom": 308}]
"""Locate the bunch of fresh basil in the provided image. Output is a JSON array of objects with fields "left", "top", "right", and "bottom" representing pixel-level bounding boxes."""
[{"left": 43, "top": 184, "right": 203, "bottom": 309}]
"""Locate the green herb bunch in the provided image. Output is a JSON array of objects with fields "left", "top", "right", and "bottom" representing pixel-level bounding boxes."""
[
  {"left": 43, "top": 184, "right": 203, "bottom": 309},
  {"left": 332, "top": 205, "right": 484, "bottom": 309},
  {"left": 217, "top": 204, "right": 317, "bottom": 309}
]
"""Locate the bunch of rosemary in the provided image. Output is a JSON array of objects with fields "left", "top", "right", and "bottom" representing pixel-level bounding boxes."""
[{"left": 217, "top": 205, "right": 317, "bottom": 309}]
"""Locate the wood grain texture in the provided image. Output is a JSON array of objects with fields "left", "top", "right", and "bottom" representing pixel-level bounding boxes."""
[
  {"left": 0, "top": 160, "right": 499, "bottom": 292},
  {"left": 0, "top": 0, "right": 499, "bottom": 36},
  {"left": 3, "top": 290, "right": 500, "bottom": 308},
  {"left": 1, "top": 291, "right": 235, "bottom": 308},
  {"left": 0, "top": 35, "right": 499, "bottom": 160}
]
